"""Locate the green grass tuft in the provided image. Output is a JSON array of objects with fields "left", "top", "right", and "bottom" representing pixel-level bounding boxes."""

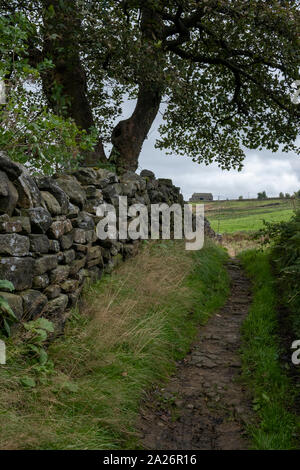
[{"left": 240, "top": 249, "right": 299, "bottom": 450}]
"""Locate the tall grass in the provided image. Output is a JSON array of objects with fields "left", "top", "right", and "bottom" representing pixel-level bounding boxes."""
[
  {"left": 0, "top": 240, "right": 229, "bottom": 450},
  {"left": 240, "top": 250, "right": 299, "bottom": 449}
]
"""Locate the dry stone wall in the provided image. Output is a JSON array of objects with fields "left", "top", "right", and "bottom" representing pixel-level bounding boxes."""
[{"left": 0, "top": 152, "right": 214, "bottom": 332}]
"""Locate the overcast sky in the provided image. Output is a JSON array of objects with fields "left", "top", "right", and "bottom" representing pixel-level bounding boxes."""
[{"left": 110, "top": 100, "right": 300, "bottom": 201}]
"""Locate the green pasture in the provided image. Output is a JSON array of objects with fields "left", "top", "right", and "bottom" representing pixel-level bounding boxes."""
[{"left": 200, "top": 198, "right": 298, "bottom": 233}]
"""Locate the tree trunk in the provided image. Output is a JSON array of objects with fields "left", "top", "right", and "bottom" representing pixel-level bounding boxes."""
[
  {"left": 40, "top": 0, "right": 106, "bottom": 166},
  {"left": 110, "top": 6, "right": 163, "bottom": 173},
  {"left": 110, "top": 84, "right": 162, "bottom": 173}
]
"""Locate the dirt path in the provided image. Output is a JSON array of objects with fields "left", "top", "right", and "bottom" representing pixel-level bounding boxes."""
[{"left": 138, "top": 259, "right": 254, "bottom": 450}]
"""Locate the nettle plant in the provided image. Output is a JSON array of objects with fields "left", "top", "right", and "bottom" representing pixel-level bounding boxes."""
[
  {"left": 21, "top": 317, "right": 55, "bottom": 387},
  {"left": 23, "top": 317, "right": 54, "bottom": 366},
  {"left": 0, "top": 280, "right": 18, "bottom": 336}
]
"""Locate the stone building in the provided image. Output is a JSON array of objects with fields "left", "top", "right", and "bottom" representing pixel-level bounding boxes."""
[{"left": 189, "top": 193, "right": 213, "bottom": 202}]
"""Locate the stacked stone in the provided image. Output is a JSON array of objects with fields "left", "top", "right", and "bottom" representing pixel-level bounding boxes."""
[{"left": 1, "top": 153, "right": 208, "bottom": 332}]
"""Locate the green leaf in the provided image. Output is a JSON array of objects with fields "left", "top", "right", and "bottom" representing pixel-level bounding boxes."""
[
  {"left": 3, "top": 318, "right": 10, "bottom": 336},
  {"left": 34, "top": 318, "right": 54, "bottom": 333},
  {"left": 62, "top": 381, "right": 79, "bottom": 393},
  {"left": 35, "top": 329, "right": 48, "bottom": 342},
  {"left": 0, "top": 280, "right": 14, "bottom": 292},
  {"left": 0, "top": 298, "right": 17, "bottom": 320},
  {"left": 20, "top": 376, "right": 36, "bottom": 388},
  {"left": 262, "top": 393, "right": 270, "bottom": 402},
  {"left": 28, "top": 344, "right": 40, "bottom": 354},
  {"left": 39, "top": 349, "right": 48, "bottom": 365}
]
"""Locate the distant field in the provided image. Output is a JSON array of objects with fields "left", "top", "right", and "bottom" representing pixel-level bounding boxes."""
[{"left": 197, "top": 198, "right": 299, "bottom": 234}]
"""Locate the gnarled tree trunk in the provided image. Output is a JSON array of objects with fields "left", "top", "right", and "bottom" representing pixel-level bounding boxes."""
[
  {"left": 40, "top": 0, "right": 107, "bottom": 166},
  {"left": 110, "top": 84, "right": 161, "bottom": 173},
  {"left": 110, "top": 6, "right": 164, "bottom": 173}
]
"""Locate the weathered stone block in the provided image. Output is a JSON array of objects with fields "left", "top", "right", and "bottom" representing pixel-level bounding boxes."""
[
  {"left": 28, "top": 207, "right": 52, "bottom": 234},
  {"left": 0, "top": 215, "right": 9, "bottom": 223},
  {"left": 61, "top": 279, "right": 79, "bottom": 293},
  {"left": 102, "top": 183, "right": 122, "bottom": 203},
  {"left": 74, "top": 243, "right": 88, "bottom": 253},
  {"left": 15, "top": 172, "right": 42, "bottom": 208},
  {"left": 37, "top": 177, "right": 69, "bottom": 214},
  {"left": 67, "top": 202, "right": 79, "bottom": 219},
  {"left": 33, "top": 274, "right": 49, "bottom": 289},
  {"left": 84, "top": 199, "right": 103, "bottom": 214},
  {"left": 60, "top": 231, "right": 74, "bottom": 250},
  {"left": 0, "top": 257, "right": 34, "bottom": 291},
  {"left": 72, "top": 212, "right": 95, "bottom": 230},
  {"left": 69, "top": 256, "right": 86, "bottom": 275},
  {"left": 140, "top": 169, "right": 155, "bottom": 179},
  {"left": 96, "top": 168, "right": 117, "bottom": 182},
  {"left": 85, "top": 229, "right": 96, "bottom": 243},
  {"left": 21, "top": 289, "right": 48, "bottom": 320},
  {"left": 41, "top": 191, "right": 61, "bottom": 216},
  {"left": 34, "top": 255, "right": 58, "bottom": 275},
  {"left": 0, "top": 152, "right": 22, "bottom": 181},
  {"left": 158, "top": 178, "right": 173, "bottom": 187},
  {"left": 49, "top": 265, "right": 70, "bottom": 283},
  {"left": 64, "top": 219, "right": 73, "bottom": 233},
  {"left": 101, "top": 247, "right": 111, "bottom": 262},
  {"left": 29, "top": 234, "right": 50, "bottom": 253},
  {"left": 120, "top": 181, "right": 136, "bottom": 197},
  {"left": 0, "top": 172, "right": 19, "bottom": 216},
  {"left": 72, "top": 168, "right": 98, "bottom": 185},
  {"left": 57, "top": 251, "right": 64, "bottom": 263},
  {"left": 0, "top": 219, "right": 22, "bottom": 233},
  {"left": 123, "top": 243, "right": 139, "bottom": 259},
  {"left": 87, "top": 245, "right": 102, "bottom": 261},
  {"left": 73, "top": 228, "right": 86, "bottom": 244},
  {"left": 55, "top": 175, "right": 86, "bottom": 208},
  {"left": 86, "top": 257, "right": 102, "bottom": 268},
  {"left": 63, "top": 249, "right": 76, "bottom": 264},
  {"left": 84, "top": 186, "right": 103, "bottom": 199},
  {"left": 41, "top": 294, "right": 68, "bottom": 317},
  {"left": 0, "top": 233, "right": 30, "bottom": 256},
  {"left": 100, "top": 239, "right": 120, "bottom": 250},
  {"left": 0, "top": 171, "right": 10, "bottom": 198},
  {"left": 68, "top": 287, "right": 83, "bottom": 308},
  {"left": 48, "top": 239, "right": 60, "bottom": 253},
  {"left": 48, "top": 220, "right": 65, "bottom": 239},
  {"left": 10, "top": 216, "right": 31, "bottom": 234},
  {"left": 75, "top": 268, "right": 86, "bottom": 284},
  {"left": 44, "top": 284, "right": 61, "bottom": 300}
]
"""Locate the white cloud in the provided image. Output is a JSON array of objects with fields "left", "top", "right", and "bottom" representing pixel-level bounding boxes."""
[
  {"left": 118, "top": 99, "right": 300, "bottom": 200},
  {"left": 138, "top": 119, "right": 300, "bottom": 201}
]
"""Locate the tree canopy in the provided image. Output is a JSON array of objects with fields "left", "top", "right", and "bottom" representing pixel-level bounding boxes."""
[{"left": 0, "top": 0, "right": 299, "bottom": 174}]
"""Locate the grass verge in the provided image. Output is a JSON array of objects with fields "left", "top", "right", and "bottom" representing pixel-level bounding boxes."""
[
  {"left": 240, "top": 249, "right": 299, "bottom": 449},
  {"left": 0, "top": 240, "right": 229, "bottom": 450}
]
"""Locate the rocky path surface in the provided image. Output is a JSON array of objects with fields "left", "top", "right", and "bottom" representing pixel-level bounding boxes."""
[{"left": 138, "top": 259, "right": 254, "bottom": 450}]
